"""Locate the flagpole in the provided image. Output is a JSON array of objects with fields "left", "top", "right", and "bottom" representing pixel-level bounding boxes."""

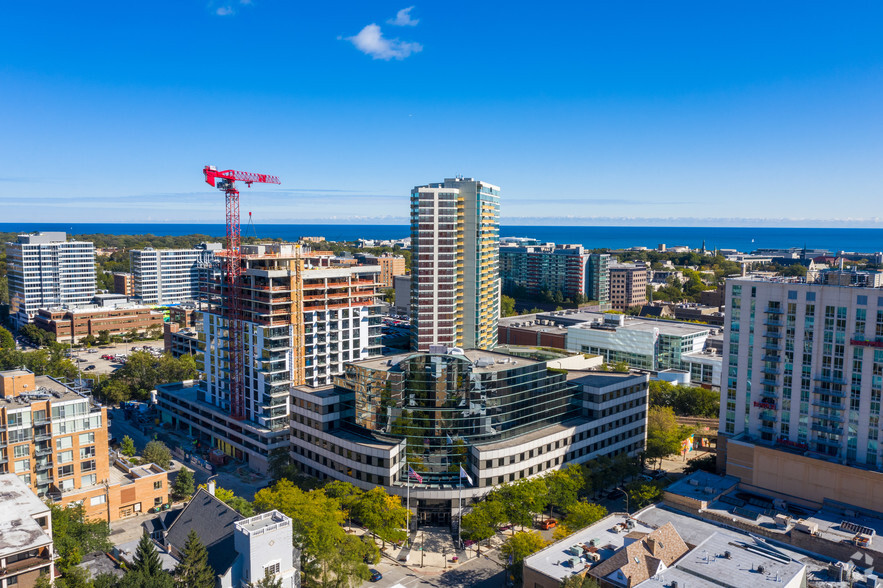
[
  {"left": 458, "top": 479, "right": 462, "bottom": 550},
  {"left": 405, "top": 450, "right": 410, "bottom": 537}
]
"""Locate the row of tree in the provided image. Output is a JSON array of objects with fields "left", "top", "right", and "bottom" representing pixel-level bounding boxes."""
[
  {"left": 96, "top": 351, "right": 198, "bottom": 402},
  {"left": 649, "top": 380, "right": 719, "bottom": 418}
]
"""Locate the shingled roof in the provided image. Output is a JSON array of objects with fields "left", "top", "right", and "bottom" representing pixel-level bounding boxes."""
[
  {"left": 164, "top": 488, "right": 243, "bottom": 576},
  {"left": 589, "top": 522, "right": 689, "bottom": 587}
]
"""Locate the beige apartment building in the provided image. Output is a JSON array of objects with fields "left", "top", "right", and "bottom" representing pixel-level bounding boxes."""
[
  {"left": 0, "top": 474, "right": 54, "bottom": 588},
  {"left": 0, "top": 369, "right": 168, "bottom": 522}
]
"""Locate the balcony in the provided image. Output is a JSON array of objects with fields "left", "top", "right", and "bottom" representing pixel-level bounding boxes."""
[
  {"left": 763, "top": 319, "right": 783, "bottom": 327},
  {"left": 763, "top": 331, "right": 783, "bottom": 339},
  {"left": 813, "top": 386, "right": 846, "bottom": 398},
  {"left": 35, "top": 461, "right": 53, "bottom": 472},
  {"left": 762, "top": 355, "right": 781, "bottom": 363},
  {"left": 764, "top": 307, "right": 784, "bottom": 315},
  {"left": 811, "top": 422, "right": 844, "bottom": 435},
  {"left": 814, "top": 374, "right": 846, "bottom": 385},
  {"left": 761, "top": 378, "right": 778, "bottom": 387},
  {"left": 762, "top": 342, "right": 781, "bottom": 351},
  {"left": 762, "top": 367, "right": 781, "bottom": 376},
  {"left": 812, "top": 411, "right": 843, "bottom": 423}
]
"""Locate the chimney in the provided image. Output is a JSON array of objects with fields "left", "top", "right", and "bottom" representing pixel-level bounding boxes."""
[{"left": 207, "top": 479, "right": 216, "bottom": 496}]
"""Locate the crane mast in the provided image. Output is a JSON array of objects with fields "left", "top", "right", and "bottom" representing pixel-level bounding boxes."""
[{"left": 203, "top": 165, "right": 281, "bottom": 420}]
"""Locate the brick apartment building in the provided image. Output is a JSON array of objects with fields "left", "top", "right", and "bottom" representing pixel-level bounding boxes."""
[
  {"left": 609, "top": 262, "right": 648, "bottom": 310},
  {"left": 0, "top": 369, "right": 168, "bottom": 522},
  {"left": 113, "top": 272, "right": 134, "bottom": 297}
]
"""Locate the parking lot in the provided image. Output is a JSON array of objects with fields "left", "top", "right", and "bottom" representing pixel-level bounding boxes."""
[{"left": 68, "top": 340, "right": 165, "bottom": 376}]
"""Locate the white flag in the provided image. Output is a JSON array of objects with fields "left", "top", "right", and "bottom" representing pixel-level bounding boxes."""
[{"left": 459, "top": 465, "right": 473, "bottom": 485}]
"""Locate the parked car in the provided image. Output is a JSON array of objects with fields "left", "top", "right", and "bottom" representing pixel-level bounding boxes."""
[
  {"left": 369, "top": 569, "right": 382, "bottom": 582},
  {"left": 539, "top": 519, "right": 557, "bottom": 530},
  {"left": 85, "top": 365, "right": 96, "bottom": 371}
]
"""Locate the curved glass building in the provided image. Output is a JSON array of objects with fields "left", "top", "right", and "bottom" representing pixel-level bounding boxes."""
[{"left": 342, "top": 349, "right": 577, "bottom": 487}]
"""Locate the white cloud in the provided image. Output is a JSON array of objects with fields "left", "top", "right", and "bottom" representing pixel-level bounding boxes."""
[
  {"left": 216, "top": 5, "right": 234, "bottom": 15},
  {"left": 346, "top": 24, "right": 422, "bottom": 60},
  {"left": 388, "top": 6, "right": 418, "bottom": 26}
]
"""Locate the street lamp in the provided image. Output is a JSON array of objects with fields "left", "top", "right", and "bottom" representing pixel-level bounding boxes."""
[{"left": 618, "top": 486, "right": 630, "bottom": 515}]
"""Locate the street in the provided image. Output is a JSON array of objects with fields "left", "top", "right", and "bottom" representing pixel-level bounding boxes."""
[{"left": 363, "top": 550, "right": 504, "bottom": 588}]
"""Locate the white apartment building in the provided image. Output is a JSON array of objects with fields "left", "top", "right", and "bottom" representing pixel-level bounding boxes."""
[
  {"left": 722, "top": 275, "right": 883, "bottom": 464},
  {"left": 130, "top": 244, "right": 220, "bottom": 305},
  {"left": 410, "top": 177, "right": 500, "bottom": 351},
  {"left": 7, "top": 232, "right": 96, "bottom": 328}
]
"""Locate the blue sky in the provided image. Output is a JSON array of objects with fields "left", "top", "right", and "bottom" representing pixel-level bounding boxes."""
[{"left": 1, "top": 1, "right": 882, "bottom": 225}]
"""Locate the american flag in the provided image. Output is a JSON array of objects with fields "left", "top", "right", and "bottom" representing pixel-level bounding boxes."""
[{"left": 408, "top": 466, "right": 423, "bottom": 483}]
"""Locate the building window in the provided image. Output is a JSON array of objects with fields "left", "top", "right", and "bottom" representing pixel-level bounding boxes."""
[
  {"left": 58, "top": 465, "right": 74, "bottom": 478},
  {"left": 13, "top": 445, "right": 30, "bottom": 459},
  {"left": 154, "top": 497, "right": 163, "bottom": 506},
  {"left": 153, "top": 480, "right": 163, "bottom": 490},
  {"left": 81, "top": 474, "right": 97, "bottom": 487},
  {"left": 58, "top": 451, "right": 74, "bottom": 464},
  {"left": 7, "top": 575, "right": 18, "bottom": 585},
  {"left": 79, "top": 432, "right": 95, "bottom": 445},
  {"left": 90, "top": 495, "right": 107, "bottom": 506},
  {"left": 14, "top": 459, "right": 30, "bottom": 473},
  {"left": 265, "top": 562, "right": 281, "bottom": 576},
  {"left": 56, "top": 437, "right": 73, "bottom": 450}
]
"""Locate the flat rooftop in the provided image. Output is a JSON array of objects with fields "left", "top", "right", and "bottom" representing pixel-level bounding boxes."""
[
  {"left": 635, "top": 531, "right": 807, "bottom": 588},
  {"left": 570, "top": 315, "right": 711, "bottom": 337},
  {"left": 0, "top": 474, "right": 52, "bottom": 557},
  {"left": 665, "top": 471, "right": 740, "bottom": 503},
  {"left": 565, "top": 370, "right": 648, "bottom": 388},
  {"left": 0, "top": 374, "right": 85, "bottom": 404},
  {"left": 353, "top": 348, "right": 543, "bottom": 373},
  {"left": 236, "top": 510, "right": 291, "bottom": 535},
  {"left": 525, "top": 513, "right": 654, "bottom": 582}
]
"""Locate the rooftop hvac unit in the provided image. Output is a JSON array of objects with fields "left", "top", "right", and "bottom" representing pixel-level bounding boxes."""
[
  {"left": 866, "top": 573, "right": 879, "bottom": 587},
  {"left": 688, "top": 478, "right": 700, "bottom": 486},
  {"left": 704, "top": 487, "right": 716, "bottom": 494}
]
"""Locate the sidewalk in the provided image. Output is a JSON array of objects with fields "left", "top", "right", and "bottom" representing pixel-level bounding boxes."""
[{"left": 346, "top": 525, "right": 506, "bottom": 575}]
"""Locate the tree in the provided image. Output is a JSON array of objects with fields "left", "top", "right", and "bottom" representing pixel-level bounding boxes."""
[
  {"left": 81, "top": 334, "right": 97, "bottom": 347},
  {"left": 121, "top": 435, "right": 137, "bottom": 457},
  {"left": 93, "top": 574, "right": 118, "bottom": 588},
  {"left": 249, "top": 568, "right": 282, "bottom": 588},
  {"left": 56, "top": 566, "right": 93, "bottom": 588},
  {"left": 324, "top": 480, "right": 364, "bottom": 527},
  {"left": 646, "top": 407, "right": 686, "bottom": 467},
  {"left": 172, "top": 469, "right": 195, "bottom": 501},
  {"left": 501, "top": 295, "right": 516, "bottom": 317},
  {"left": 564, "top": 502, "right": 607, "bottom": 531},
  {"left": 461, "top": 500, "right": 505, "bottom": 554},
  {"left": 101, "top": 378, "right": 132, "bottom": 404},
  {"left": 174, "top": 530, "right": 215, "bottom": 588},
  {"left": 354, "top": 487, "right": 408, "bottom": 547},
  {"left": 611, "top": 361, "right": 630, "bottom": 373},
  {"left": 0, "top": 326, "right": 14, "bottom": 350},
  {"left": 50, "top": 502, "right": 111, "bottom": 574},
  {"left": 143, "top": 440, "right": 172, "bottom": 468},
  {"left": 132, "top": 532, "right": 165, "bottom": 577},
  {"left": 561, "top": 574, "right": 601, "bottom": 588},
  {"left": 98, "top": 330, "right": 111, "bottom": 345},
  {"left": 626, "top": 481, "right": 664, "bottom": 509},
  {"left": 119, "top": 569, "right": 174, "bottom": 588},
  {"left": 551, "top": 524, "right": 573, "bottom": 542},
  {"left": 544, "top": 464, "right": 584, "bottom": 517},
  {"left": 382, "top": 288, "right": 395, "bottom": 304},
  {"left": 254, "top": 479, "right": 370, "bottom": 588},
  {"left": 501, "top": 531, "right": 546, "bottom": 585}
]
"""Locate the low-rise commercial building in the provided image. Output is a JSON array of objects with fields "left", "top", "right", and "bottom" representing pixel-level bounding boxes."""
[
  {"left": 163, "top": 323, "right": 199, "bottom": 358},
  {"left": 0, "top": 474, "right": 54, "bottom": 588},
  {"left": 0, "top": 369, "right": 168, "bottom": 521},
  {"left": 289, "top": 347, "right": 648, "bottom": 525},
  {"left": 33, "top": 302, "right": 164, "bottom": 343}
]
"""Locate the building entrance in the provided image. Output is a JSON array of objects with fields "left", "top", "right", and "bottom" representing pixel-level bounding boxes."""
[{"left": 417, "top": 500, "right": 452, "bottom": 527}]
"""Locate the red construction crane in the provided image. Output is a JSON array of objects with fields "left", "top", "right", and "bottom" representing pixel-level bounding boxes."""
[{"left": 203, "top": 165, "right": 281, "bottom": 420}]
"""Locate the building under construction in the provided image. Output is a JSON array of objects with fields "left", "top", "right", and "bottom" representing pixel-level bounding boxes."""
[{"left": 156, "top": 242, "right": 383, "bottom": 473}]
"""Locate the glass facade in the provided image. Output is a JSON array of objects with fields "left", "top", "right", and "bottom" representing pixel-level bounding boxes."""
[{"left": 336, "top": 353, "right": 578, "bottom": 487}]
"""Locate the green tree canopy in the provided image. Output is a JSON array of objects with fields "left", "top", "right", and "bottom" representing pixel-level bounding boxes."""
[
  {"left": 143, "top": 440, "right": 172, "bottom": 469},
  {"left": 121, "top": 435, "right": 136, "bottom": 457},
  {"left": 544, "top": 464, "right": 584, "bottom": 516},
  {"left": 50, "top": 503, "right": 111, "bottom": 574},
  {"left": 353, "top": 487, "right": 408, "bottom": 547},
  {"left": 171, "top": 469, "right": 195, "bottom": 501},
  {"left": 132, "top": 532, "right": 165, "bottom": 577},
  {"left": 646, "top": 406, "right": 691, "bottom": 466},
  {"left": 564, "top": 502, "right": 607, "bottom": 530},
  {"left": 174, "top": 530, "right": 215, "bottom": 588}
]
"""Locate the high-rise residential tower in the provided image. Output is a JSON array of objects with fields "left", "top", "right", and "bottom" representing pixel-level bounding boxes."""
[
  {"left": 7, "top": 232, "right": 96, "bottom": 328},
  {"left": 130, "top": 243, "right": 220, "bottom": 305},
  {"left": 410, "top": 177, "right": 500, "bottom": 351},
  {"left": 586, "top": 253, "right": 610, "bottom": 306},
  {"left": 720, "top": 272, "right": 883, "bottom": 512}
]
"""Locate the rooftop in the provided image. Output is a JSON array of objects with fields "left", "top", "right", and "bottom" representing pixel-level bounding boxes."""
[
  {"left": 352, "top": 348, "right": 543, "bottom": 374},
  {"left": 524, "top": 513, "right": 654, "bottom": 582},
  {"left": 635, "top": 531, "right": 807, "bottom": 588},
  {"left": 0, "top": 474, "right": 52, "bottom": 558},
  {"left": 566, "top": 370, "right": 649, "bottom": 389},
  {"left": 235, "top": 510, "right": 291, "bottom": 536},
  {"left": 664, "top": 471, "right": 740, "bottom": 503},
  {"left": 568, "top": 312, "right": 711, "bottom": 337}
]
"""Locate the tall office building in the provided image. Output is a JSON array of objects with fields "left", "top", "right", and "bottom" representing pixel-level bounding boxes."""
[
  {"left": 720, "top": 273, "right": 883, "bottom": 511},
  {"left": 586, "top": 253, "right": 610, "bottom": 305},
  {"left": 156, "top": 243, "right": 383, "bottom": 474},
  {"left": 410, "top": 177, "right": 500, "bottom": 351},
  {"left": 130, "top": 244, "right": 220, "bottom": 305},
  {"left": 7, "top": 232, "right": 96, "bottom": 328},
  {"left": 608, "top": 262, "right": 648, "bottom": 310}
]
